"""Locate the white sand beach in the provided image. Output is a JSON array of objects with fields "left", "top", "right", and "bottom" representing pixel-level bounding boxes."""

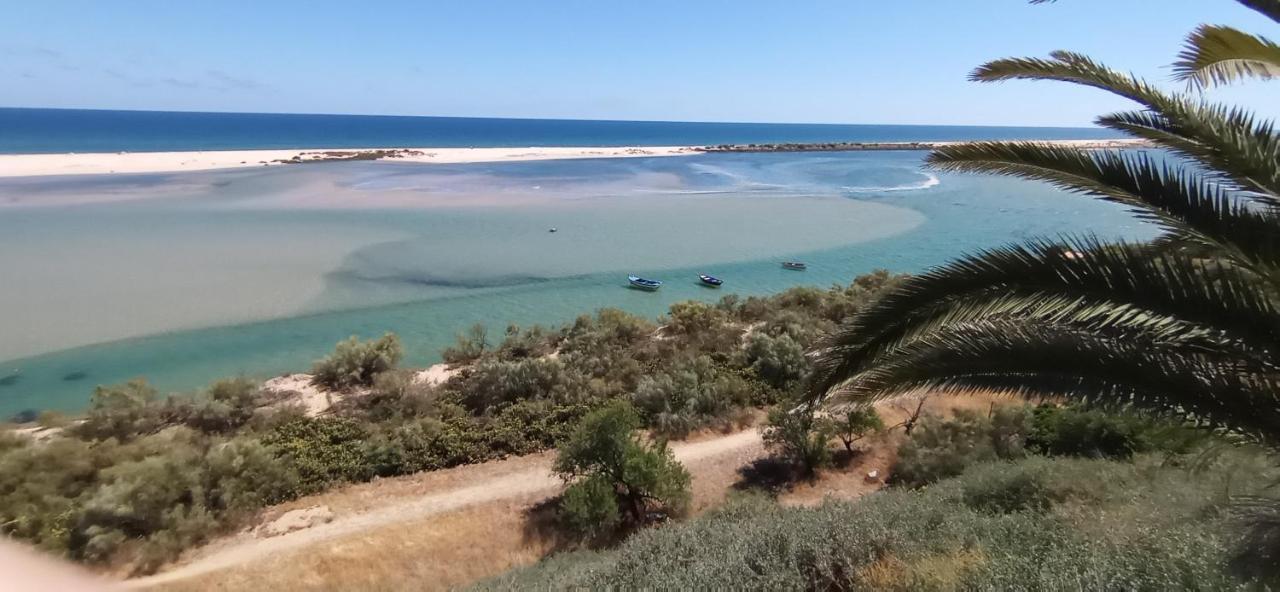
[
  {"left": 0, "top": 139, "right": 1149, "bottom": 178},
  {"left": 0, "top": 146, "right": 701, "bottom": 178}
]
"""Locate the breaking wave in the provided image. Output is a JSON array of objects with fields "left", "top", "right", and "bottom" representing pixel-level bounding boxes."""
[{"left": 842, "top": 172, "right": 940, "bottom": 194}]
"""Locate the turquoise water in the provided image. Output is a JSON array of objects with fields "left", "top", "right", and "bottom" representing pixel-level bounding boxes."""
[
  {"left": 0, "top": 151, "right": 1153, "bottom": 415},
  {"left": 0, "top": 108, "right": 1121, "bottom": 153}
]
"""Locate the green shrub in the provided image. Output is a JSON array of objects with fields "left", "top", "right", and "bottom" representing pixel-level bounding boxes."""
[
  {"left": 441, "top": 323, "right": 489, "bottom": 364},
  {"left": 183, "top": 378, "right": 261, "bottom": 433},
  {"left": 74, "top": 379, "right": 162, "bottom": 441},
  {"left": 763, "top": 402, "right": 832, "bottom": 476},
  {"left": 1026, "top": 404, "right": 1207, "bottom": 459},
  {"left": 456, "top": 357, "right": 593, "bottom": 413},
  {"left": 559, "top": 474, "right": 622, "bottom": 541},
  {"left": 262, "top": 417, "right": 375, "bottom": 493},
  {"left": 892, "top": 410, "right": 1005, "bottom": 487},
  {"left": 554, "top": 402, "right": 691, "bottom": 538},
  {"left": 481, "top": 452, "right": 1269, "bottom": 590},
  {"left": 827, "top": 406, "right": 884, "bottom": 453},
  {"left": 495, "top": 324, "right": 556, "bottom": 359},
  {"left": 203, "top": 437, "right": 301, "bottom": 514},
  {"left": 347, "top": 369, "right": 439, "bottom": 421},
  {"left": 311, "top": 333, "right": 403, "bottom": 391},
  {"left": 959, "top": 462, "right": 1055, "bottom": 514},
  {"left": 742, "top": 332, "right": 809, "bottom": 391},
  {"left": 633, "top": 356, "right": 752, "bottom": 438}
]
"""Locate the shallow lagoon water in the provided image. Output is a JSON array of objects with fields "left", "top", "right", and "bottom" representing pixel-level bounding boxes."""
[{"left": 0, "top": 151, "right": 1153, "bottom": 414}]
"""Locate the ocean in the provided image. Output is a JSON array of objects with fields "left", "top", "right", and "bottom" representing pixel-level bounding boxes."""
[
  {"left": 0, "top": 111, "right": 1149, "bottom": 416},
  {"left": 0, "top": 107, "right": 1122, "bottom": 153}
]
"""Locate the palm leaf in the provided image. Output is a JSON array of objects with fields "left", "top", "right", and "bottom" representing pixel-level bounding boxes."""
[
  {"left": 1241, "top": 0, "right": 1280, "bottom": 24},
  {"left": 1174, "top": 25, "right": 1280, "bottom": 88},
  {"left": 925, "top": 142, "right": 1280, "bottom": 270},
  {"left": 826, "top": 320, "right": 1280, "bottom": 446},
  {"left": 972, "top": 51, "right": 1280, "bottom": 197},
  {"left": 1097, "top": 107, "right": 1280, "bottom": 199},
  {"left": 809, "top": 238, "right": 1280, "bottom": 397}
]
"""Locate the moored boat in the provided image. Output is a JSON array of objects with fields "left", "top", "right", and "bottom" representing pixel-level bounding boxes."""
[
  {"left": 782, "top": 261, "right": 807, "bottom": 270},
  {"left": 698, "top": 274, "right": 723, "bottom": 287},
  {"left": 628, "top": 275, "right": 662, "bottom": 290}
]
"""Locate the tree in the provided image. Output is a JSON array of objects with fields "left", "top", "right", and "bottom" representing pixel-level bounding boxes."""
[
  {"left": 811, "top": 0, "right": 1280, "bottom": 447},
  {"left": 763, "top": 403, "right": 832, "bottom": 476},
  {"left": 808, "top": 0, "right": 1280, "bottom": 579},
  {"left": 553, "top": 402, "right": 690, "bottom": 539},
  {"left": 828, "top": 406, "right": 884, "bottom": 453},
  {"left": 310, "top": 333, "right": 402, "bottom": 391}
]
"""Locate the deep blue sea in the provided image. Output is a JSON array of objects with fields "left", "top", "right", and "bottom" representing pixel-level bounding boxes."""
[{"left": 0, "top": 107, "right": 1122, "bottom": 153}]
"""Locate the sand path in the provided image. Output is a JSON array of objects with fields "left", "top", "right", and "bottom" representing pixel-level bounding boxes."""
[{"left": 126, "top": 428, "right": 763, "bottom": 589}]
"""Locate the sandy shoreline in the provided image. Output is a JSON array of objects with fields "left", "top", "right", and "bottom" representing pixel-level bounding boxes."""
[
  {"left": 0, "top": 139, "right": 1150, "bottom": 178},
  {"left": 0, "top": 146, "right": 700, "bottom": 178}
]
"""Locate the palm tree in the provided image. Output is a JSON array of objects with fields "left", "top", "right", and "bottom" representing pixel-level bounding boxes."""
[
  {"left": 810, "top": 0, "right": 1280, "bottom": 444},
  {"left": 809, "top": 0, "right": 1280, "bottom": 577}
]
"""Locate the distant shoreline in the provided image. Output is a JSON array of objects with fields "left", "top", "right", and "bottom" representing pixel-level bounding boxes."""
[
  {"left": 0, "top": 139, "right": 1151, "bottom": 178},
  {"left": 701, "top": 138, "right": 1153, "bottom": 153}
]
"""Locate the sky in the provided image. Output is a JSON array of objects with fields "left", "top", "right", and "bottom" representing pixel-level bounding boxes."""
[{"left": 1, "top": 0, "right": 1276, "bottom": 127}]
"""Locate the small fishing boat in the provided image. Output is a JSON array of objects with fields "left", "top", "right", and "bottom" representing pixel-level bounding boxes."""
[
  {"left": 698, "top": 274, "right": 723, "bottom": 287},
  {"left": 628, "top": 275, "right": 663, "bottom": 290},
  {"left": 782, "top": 261, "right": 808, "bottom": 270},
  {"left": 548, "top": 227, "right": 557, "bottom": 233}
]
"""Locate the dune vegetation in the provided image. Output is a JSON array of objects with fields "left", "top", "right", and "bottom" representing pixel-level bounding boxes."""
[{"left": 0, "top": 271, "right": 902, "bottom": 575}]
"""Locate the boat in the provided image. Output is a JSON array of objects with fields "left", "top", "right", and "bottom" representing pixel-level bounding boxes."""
[
  {"left": 782, "top": 261, "right": 808, "bottom": 270},
  {"left": 698, "top": 274, "right": 723, "bottom": 287},
  {"left": 628, "top": 275, "right": 663, "bottom": 290},
  {"left": 548, "top": 227, "right": 557, "bottom": 233}
]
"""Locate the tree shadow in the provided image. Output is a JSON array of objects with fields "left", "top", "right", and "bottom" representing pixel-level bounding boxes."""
[
  {"left": 732, "top": 456, "right": 809, "bottom": 496},
  {"left": 521, "top": 496, "right": 574, "bottom": 553}
]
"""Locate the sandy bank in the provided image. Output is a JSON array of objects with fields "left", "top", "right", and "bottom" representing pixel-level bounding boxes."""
[
  {"left": 0, "top": 139, "right": 1151, "bottom": 178},
  {"left": 0, "top": 146, "right": 700, "bottom": 178}
]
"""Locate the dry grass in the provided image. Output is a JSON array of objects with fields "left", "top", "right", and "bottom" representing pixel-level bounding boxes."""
[
  {"left": 156, "top": 494, "right": 554, "bottom": 592},
  {"left": 141, "top": 393, "right": 1010, "bottom": 591}
]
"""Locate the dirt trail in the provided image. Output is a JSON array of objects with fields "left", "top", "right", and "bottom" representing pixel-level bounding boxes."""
[{"left": 126, "top": 428, "right": 763, "bottom": 589}]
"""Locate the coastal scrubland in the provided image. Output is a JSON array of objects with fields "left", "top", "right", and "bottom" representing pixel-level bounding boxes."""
[
  {"left": 0, "top": 271, "right": 903, "bottom": 576},
  {"left": 1, "top": 269, "right": 1268, "bottom": 591}
]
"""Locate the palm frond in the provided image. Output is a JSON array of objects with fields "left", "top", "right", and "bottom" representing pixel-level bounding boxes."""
[
  {"left": 808, "top": 238, "right": 1280, "bottom": 397},
  {"left": 826, "top": 320, "right": 1280, "bottom": 446},
  {"left": 1240, "top": 0, "right": 1280, "bottom": 24},
  {"left": 971, "top": 51, "right": 1280, "bottom": 198},
  {"left": 925, "top": 142, "right": 1280, "bottom": 270},
  {"left": 1174, "top": 25, "right": 1280, "bottom": 88},
  {"left": 1097, "top": 107, "right": 1280, "bottom": 199}
]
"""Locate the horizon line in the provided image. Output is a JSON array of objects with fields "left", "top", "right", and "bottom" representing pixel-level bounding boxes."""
[{"left": 0, "top": 105, "right": 1105, "bottom": 130}]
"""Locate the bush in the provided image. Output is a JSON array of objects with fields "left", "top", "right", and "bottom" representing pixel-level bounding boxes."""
[
  {"left": 742, "top": 332, "right": 809, "bottom": 391},
  {"left": 441, "top": 323, "right": 488, "bottom": 364},
  {"left": 959, "top": 462, "right": 1055, "bottom": 514},
  {"left": 827, "top": 406, "right": 884, "bottom": 453},
  {"left": 763, "top": 403, "right": 832, "bottom": 476},
  {"left": 633, "top": 356, "right": 752, "bottom": 438},
  {"left": 1025, "top": 404, "right": 1208, "bottom": 459},
  {"left": 559, "top": 474, "right": 622, "bottom": 541},
  {"left": 311, "top": 333, "right": 403, "bottom": 391},
  {"left": 456, "top": 357, "right": 593, "bottom": 413},
  {"left": 183, "top": 378, "right": 261, "bottom": 433},
  {"left": 554, "top": 402, "right": 691, "bottom": 539},
  {"left": 262, "top": 417, "right": 376, "bottom": 493},
  {"left": 74, "top": 379, "right": 162, "bottom": 441},
  {"left": 891, "top": 410, "right": 1006, "bottom": 487},
  {"left": 481, "top": 452, "right": 1268, "bottom": 591}
]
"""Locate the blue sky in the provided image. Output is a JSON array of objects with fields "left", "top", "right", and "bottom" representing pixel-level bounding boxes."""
[{"left": 1, "top": 0, "right": 1275, "bottom": 126}]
